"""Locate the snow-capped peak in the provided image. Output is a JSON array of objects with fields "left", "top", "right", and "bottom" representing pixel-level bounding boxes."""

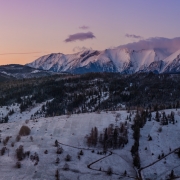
[{"left": 26, "top": 47, "right": 180, "bottom": 74}]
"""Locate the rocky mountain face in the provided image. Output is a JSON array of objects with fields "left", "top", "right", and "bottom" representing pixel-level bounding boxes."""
[{"left": 26, "top": 47, "right": 180, "bottom": 74}]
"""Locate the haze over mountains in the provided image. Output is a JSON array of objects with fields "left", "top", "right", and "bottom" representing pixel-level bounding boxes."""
[{"left": 27, "top": 38, "right": 180, "bottom": 74}]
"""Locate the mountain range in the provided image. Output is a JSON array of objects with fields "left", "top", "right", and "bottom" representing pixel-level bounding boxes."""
[
  {"left": 26, "top": 47, "right": 180, "bottom": 74},
  {"left": 0, "top": 64, "right": 57, "bottom": 81}
]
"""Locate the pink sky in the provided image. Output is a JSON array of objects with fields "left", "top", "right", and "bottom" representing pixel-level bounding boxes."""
[{"left": 0, "top": 0, "right": 180, "bottom": 65}]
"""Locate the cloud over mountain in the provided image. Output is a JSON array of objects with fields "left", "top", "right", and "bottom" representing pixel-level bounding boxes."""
[
  {"left": 120, "top": 37, "right": 180, "bottom": 53},
  {"left": 28, "top": 37, "right": 180, "bottom": 75},
  {"left": 64, "top": 32, "right": 96, "bottom": 42},
  {"left": 73, "top": 46, "right": 92, "bottom": 52}
]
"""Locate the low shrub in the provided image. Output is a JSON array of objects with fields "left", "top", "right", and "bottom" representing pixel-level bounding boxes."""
[
  {"left": 16, "top": 161, "right": 21, "bottom": 168},
  {"left": 16, "top": 135, "right": 21, "bottom": 142},
  {"left": 19, "top": 125, "right": 31, "bottom": 136},
  {"left": 65, "top": 154, "right": 71, "bottom": 161},
  {"left": 107, "top": 167, "right": 113, "bottom": 176},
  {"left": 63, "top": 163, "right": 69, "bottom": 171}
]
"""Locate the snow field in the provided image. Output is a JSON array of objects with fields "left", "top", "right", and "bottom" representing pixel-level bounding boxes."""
[
  {"left": 139, "top": 109, "right": 180, "bottom": 179},
  {"left": 0, "top": 111, "right": 136, "bottom": 180},
  {"left": 1, "top": 108, "right": 180, "bottom": 179}
]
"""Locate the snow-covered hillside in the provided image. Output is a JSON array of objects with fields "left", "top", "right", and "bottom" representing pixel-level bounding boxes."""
[
  {"left": 0, "top": 102, "right": 47, "bottom": 123},
  {"left": 161, "top": 49, "right": 180, "bottom": 73},
  {"left": 27, "top": 47, "right": 180, "bottom": 74},
  {"left": 0, "top": 108, "right": 180, "bottom": 179},
  {"left": 0, "top": 110, "right": 136, "bottom": 180},
  {"left": 139, "top": 109, "right": 180, "bottom": 179}
]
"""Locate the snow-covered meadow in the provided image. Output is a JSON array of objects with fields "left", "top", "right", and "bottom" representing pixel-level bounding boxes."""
[
  {"left": 0, "top": 110, "right": 136, "bottom": 180},
  {"left": 0, "top": 107, "right": 180, "bottom": 180}
]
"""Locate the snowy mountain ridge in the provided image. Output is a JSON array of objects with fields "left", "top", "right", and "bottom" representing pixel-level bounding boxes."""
[{"left": 27, "top": 47, "right": 180, "bottom": 74}]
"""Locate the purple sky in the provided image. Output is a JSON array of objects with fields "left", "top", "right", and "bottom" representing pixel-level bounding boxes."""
[{"left": 0, "top": 0, "right": 180, "bottom": 65}]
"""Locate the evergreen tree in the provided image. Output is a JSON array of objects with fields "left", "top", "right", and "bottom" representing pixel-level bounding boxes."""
[
  {"left": 170, "top": 170, "right": 175, "bottom": 179},
  {"left": 113, "top": 128, "right": 118, "bottom": 148},
  {"left": 155, "top": 111, "right": 159, "bottom": 122},
  {"left": 55, "top": 169, "right": 60, "bottom": 180},
  {"left": 102, "top": 128, "right": 108, "bottom": 151}
]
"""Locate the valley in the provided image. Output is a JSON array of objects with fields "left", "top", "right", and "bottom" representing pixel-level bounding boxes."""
[
  {"left": 1, "top": 1, "right": 180, "bottom": 179},
  {"left": 0, "top": 72, "right": 180, "bottom": 179}
]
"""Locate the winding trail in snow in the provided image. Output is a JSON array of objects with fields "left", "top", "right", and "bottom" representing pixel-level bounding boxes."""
[
  {"left": 138, "top": 147, "right": 180, "bottom": 179},
  {"left": 57, "top": 141, "right": 137, "bottom": 179}
]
